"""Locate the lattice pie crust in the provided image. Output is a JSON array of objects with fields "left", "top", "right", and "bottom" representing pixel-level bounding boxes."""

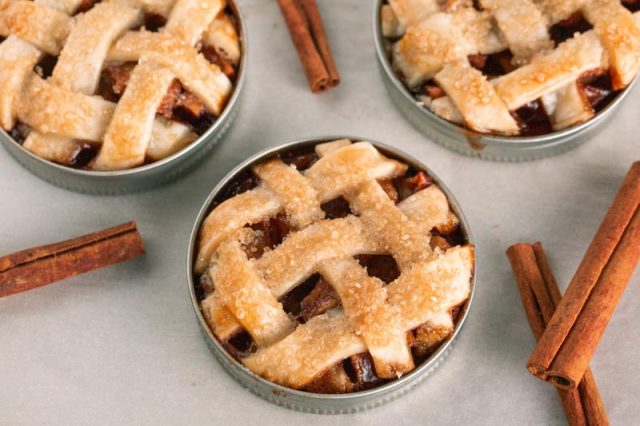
[
  {"left": 382, "top": 0, "right": 640, "bottom": 136},
  {"left": 195, "top": 140, "right": 475, "bottom": 391},
  {"left": 0, "top": 0, "right": 240, "bottom": 170}
]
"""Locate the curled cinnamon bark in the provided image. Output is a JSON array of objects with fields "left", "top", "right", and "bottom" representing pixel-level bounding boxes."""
[
  {"left": 0, "top": 222, "right": 145, "bottom": 298},
  {"left": 297, "top": 0, "right": 340, "bottom": 87},
  {"left": 528, "top": 162, "right": 640, "bottom": 389},
  {"left": 277, "top": 0, "right": 340, "bottom": 92},
  {"left": 507, "top": 242, "right": 608, "bottom": 426}
]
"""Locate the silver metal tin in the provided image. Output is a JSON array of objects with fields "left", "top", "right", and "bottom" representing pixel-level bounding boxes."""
[
  {"left": 0, "top": 1, "right": 247, "bottom": 194},
  {"left": 373, "top": 0, "right": 637, "bottom": 162},
  {"left": 187, "top": 136, "right": 477, "bottom": 413}
]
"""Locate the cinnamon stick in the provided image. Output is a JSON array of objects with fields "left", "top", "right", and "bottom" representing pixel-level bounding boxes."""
[
  {"left": 297, "top": 0, "right": 340, "bottom": 86},
  {"left": 507, "top": 243, "right": 608, "bottom": 426},
  {"left": 528, "top": 162, "right": 640, "bottom": 389},
  {"left": 277, "top": 0, "right": 340, "bottom": 92},
  {"left": 532, "top": 243, "right": 608, "bottom": 425},
  {"left": 0, "top": 222, "right": 145, "bottom": 298}
]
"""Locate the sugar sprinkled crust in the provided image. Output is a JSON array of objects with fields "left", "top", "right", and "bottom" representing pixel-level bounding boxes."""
[
  {"left": 17, "top": 75, "right": 116, "bottom": 141},
  {"left": 196, "top": 140, "right": 474, "bottom": 390},
  {"left": 383, "top": 0, "right": 640, "bottom": 135},
  {"left": 203, "top": 11, "right": 241, "bottom": 65},
  {"left": 583, "top": 0, "right": 640, "bottom": 89},
  {"left": 93, "top": 61, "right": 175, "bottom": 170},
  {"left": 434, "top": 61, "right": 518, "bottom": 135},
  {"left": 387, "top": 0, "right": 440, "bottom": 31},
  {"left": 317, "top": 257, "right": 415, "bottom": 378},
  {"left": 0, "top": 0, "right": 240, "bottom": 170},
  {"left": 195, "top": 142, "right": 408, "bottom": 274},
  {"left": 253, "top": 160, "right": 324, "bottom": 228},
  {"left": 0, "top": 36, "right": 42, "bottom": 131},
  {"left": 0, "top": 0, "right": 72, "bottom": 55},
  {"left": 479, "top": 0, "right": 552, "bottom": 63},
  {"left": 242, "top": 246, "right": 473, "bottom": 388},
  {"left": 212, "top": 229, "right": 295, "bottom": 347},
  {"left": 108, "top": 31, "right": 232, "bottom": 116},
  {"left": 24, "top": 0, "right": 142, "bottom": 166},
  {"left": 492, "top": 31, "right": 605, "bottom": 110}
]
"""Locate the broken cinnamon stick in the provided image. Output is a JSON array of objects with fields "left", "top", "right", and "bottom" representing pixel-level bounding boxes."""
[
  {"left": 528, "top": 162, "right": 640, "bottom": 390},
  {"left": 507, "top": 242, "right": 608, "bottom": 426},
  {"left": 277, "top": 0, "right": 340, "bottom": 92},
  {"left": 0, "top": 222, "right": 145, "bottom": 298}
]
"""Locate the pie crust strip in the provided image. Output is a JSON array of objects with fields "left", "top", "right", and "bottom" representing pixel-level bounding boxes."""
[
  {"left": 583, "top": 0, "right": 640, "bottom": 89},
  {"left": 204, "top": 8, "right": 241, "bottom": 65},
  {"left": 493, "top": 31, "right": 605, "bottom": 111},
  {"left": 52, "top": 0, "right": 142, "bottom": 94},
  {"left": 94, "top": 61, "right": 176, "bottom": 170},
  {"left": 242, "top": 246, "right": 474, "bottom": 389},
  {"left": 434, "top": 62, "right": 519, "bottom": 135},
  {"left": 212, "top": 230, "right": 294, "bottom": 347},
  {"left": 108, "top": 31, "right": 232, "bottom": 116},
  {"left": 146, "top": 118, "right": 198, "bottom": 161},
  {"left": 380, "top": 4, "right": 402, "bottom": 38},
  {"left": 24, "top": 0, "right": 142, "bottom": 164},
  {"left": 195, "top": 186, "right": 283, "bottom": 274},
  {"left": 0, "top": 36, "right": 42, "bottom": 131},
  {"left": 17, "top": 75, "right": 116, "bottom": 141},
  {"left": 348, "top": 180, "right": 433, "bottom": 269},
  {"left": 304, "top": 142, "right": 408, "bottom": 202},
  {"left": 164, "top": 0, "right": 224, "bottom": 46},
  {"left": 22, "top": 133, "right": 82, "bottom": 165},
  {"left": 254, "top": 216, "right": 384, "bottom": 297},
  {"left": 243, "top": 311, "right": 367, "bottom": 389},
  {"left": 478, "top": 0, "right": 552, "bottom": 62},
  {"left": 396, "top": 185, "right": 459, "bottom": 233},
  {"left": 0, "top": 0, "right": 72, "bottom": 55},
  {"left": 387, "top": 0, "right": 440, "bottom": 31},
  {"left": 392, "top": 15, "right": 464, "bottom": 88},
  {"left": 252, "top": 159, "right": 325, "bottom": 228},
  {"left": 542, "top": 82, "right": 594, "bottom": 131},
  {"left": 318, "top": 258, "right": 414, "bottom": 378},
  {"left": 35, "top": 0, "right": 86, "bottom": 14},
  {"left": 392, "top": 9, "right": 507, "bottom": 88}
]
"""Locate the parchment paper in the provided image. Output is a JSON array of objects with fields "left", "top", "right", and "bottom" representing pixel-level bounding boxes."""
[{"left": 1, "top": 1, "right": 639, "bottom": 424}]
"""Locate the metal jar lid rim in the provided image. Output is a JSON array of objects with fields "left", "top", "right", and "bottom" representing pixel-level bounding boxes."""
[{"left": 186, "top": 136, "right": 477, "bottom": 409}]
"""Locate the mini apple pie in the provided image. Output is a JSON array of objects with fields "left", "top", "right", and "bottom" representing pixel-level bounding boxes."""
[
  {"left": 194, "top": 139, "right": 475, "bottom": 393},
  {"left": 381, "top": 0, "right": 640, "bottom": 136},
  {"left": 0, "top": 0, "right": 241, "bottom": 170}
]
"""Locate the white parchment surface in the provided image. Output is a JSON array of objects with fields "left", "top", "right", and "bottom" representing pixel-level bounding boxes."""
[{"left": 1, "top": 1, "right": 639, "bottom": 424}]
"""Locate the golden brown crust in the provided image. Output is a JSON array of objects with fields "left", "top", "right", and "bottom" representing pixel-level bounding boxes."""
[
  {"left": 0, "top": 0, "right": 72, "bottom": 55},
  {"left": 0, "top": 0, "right": 240, "bottom": 169},
  {"left": 384, "top": 1, "right": 640, "bottom": 134},
  {"left": 197, "top": 140, "right": 474, "bottom": 390}
]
